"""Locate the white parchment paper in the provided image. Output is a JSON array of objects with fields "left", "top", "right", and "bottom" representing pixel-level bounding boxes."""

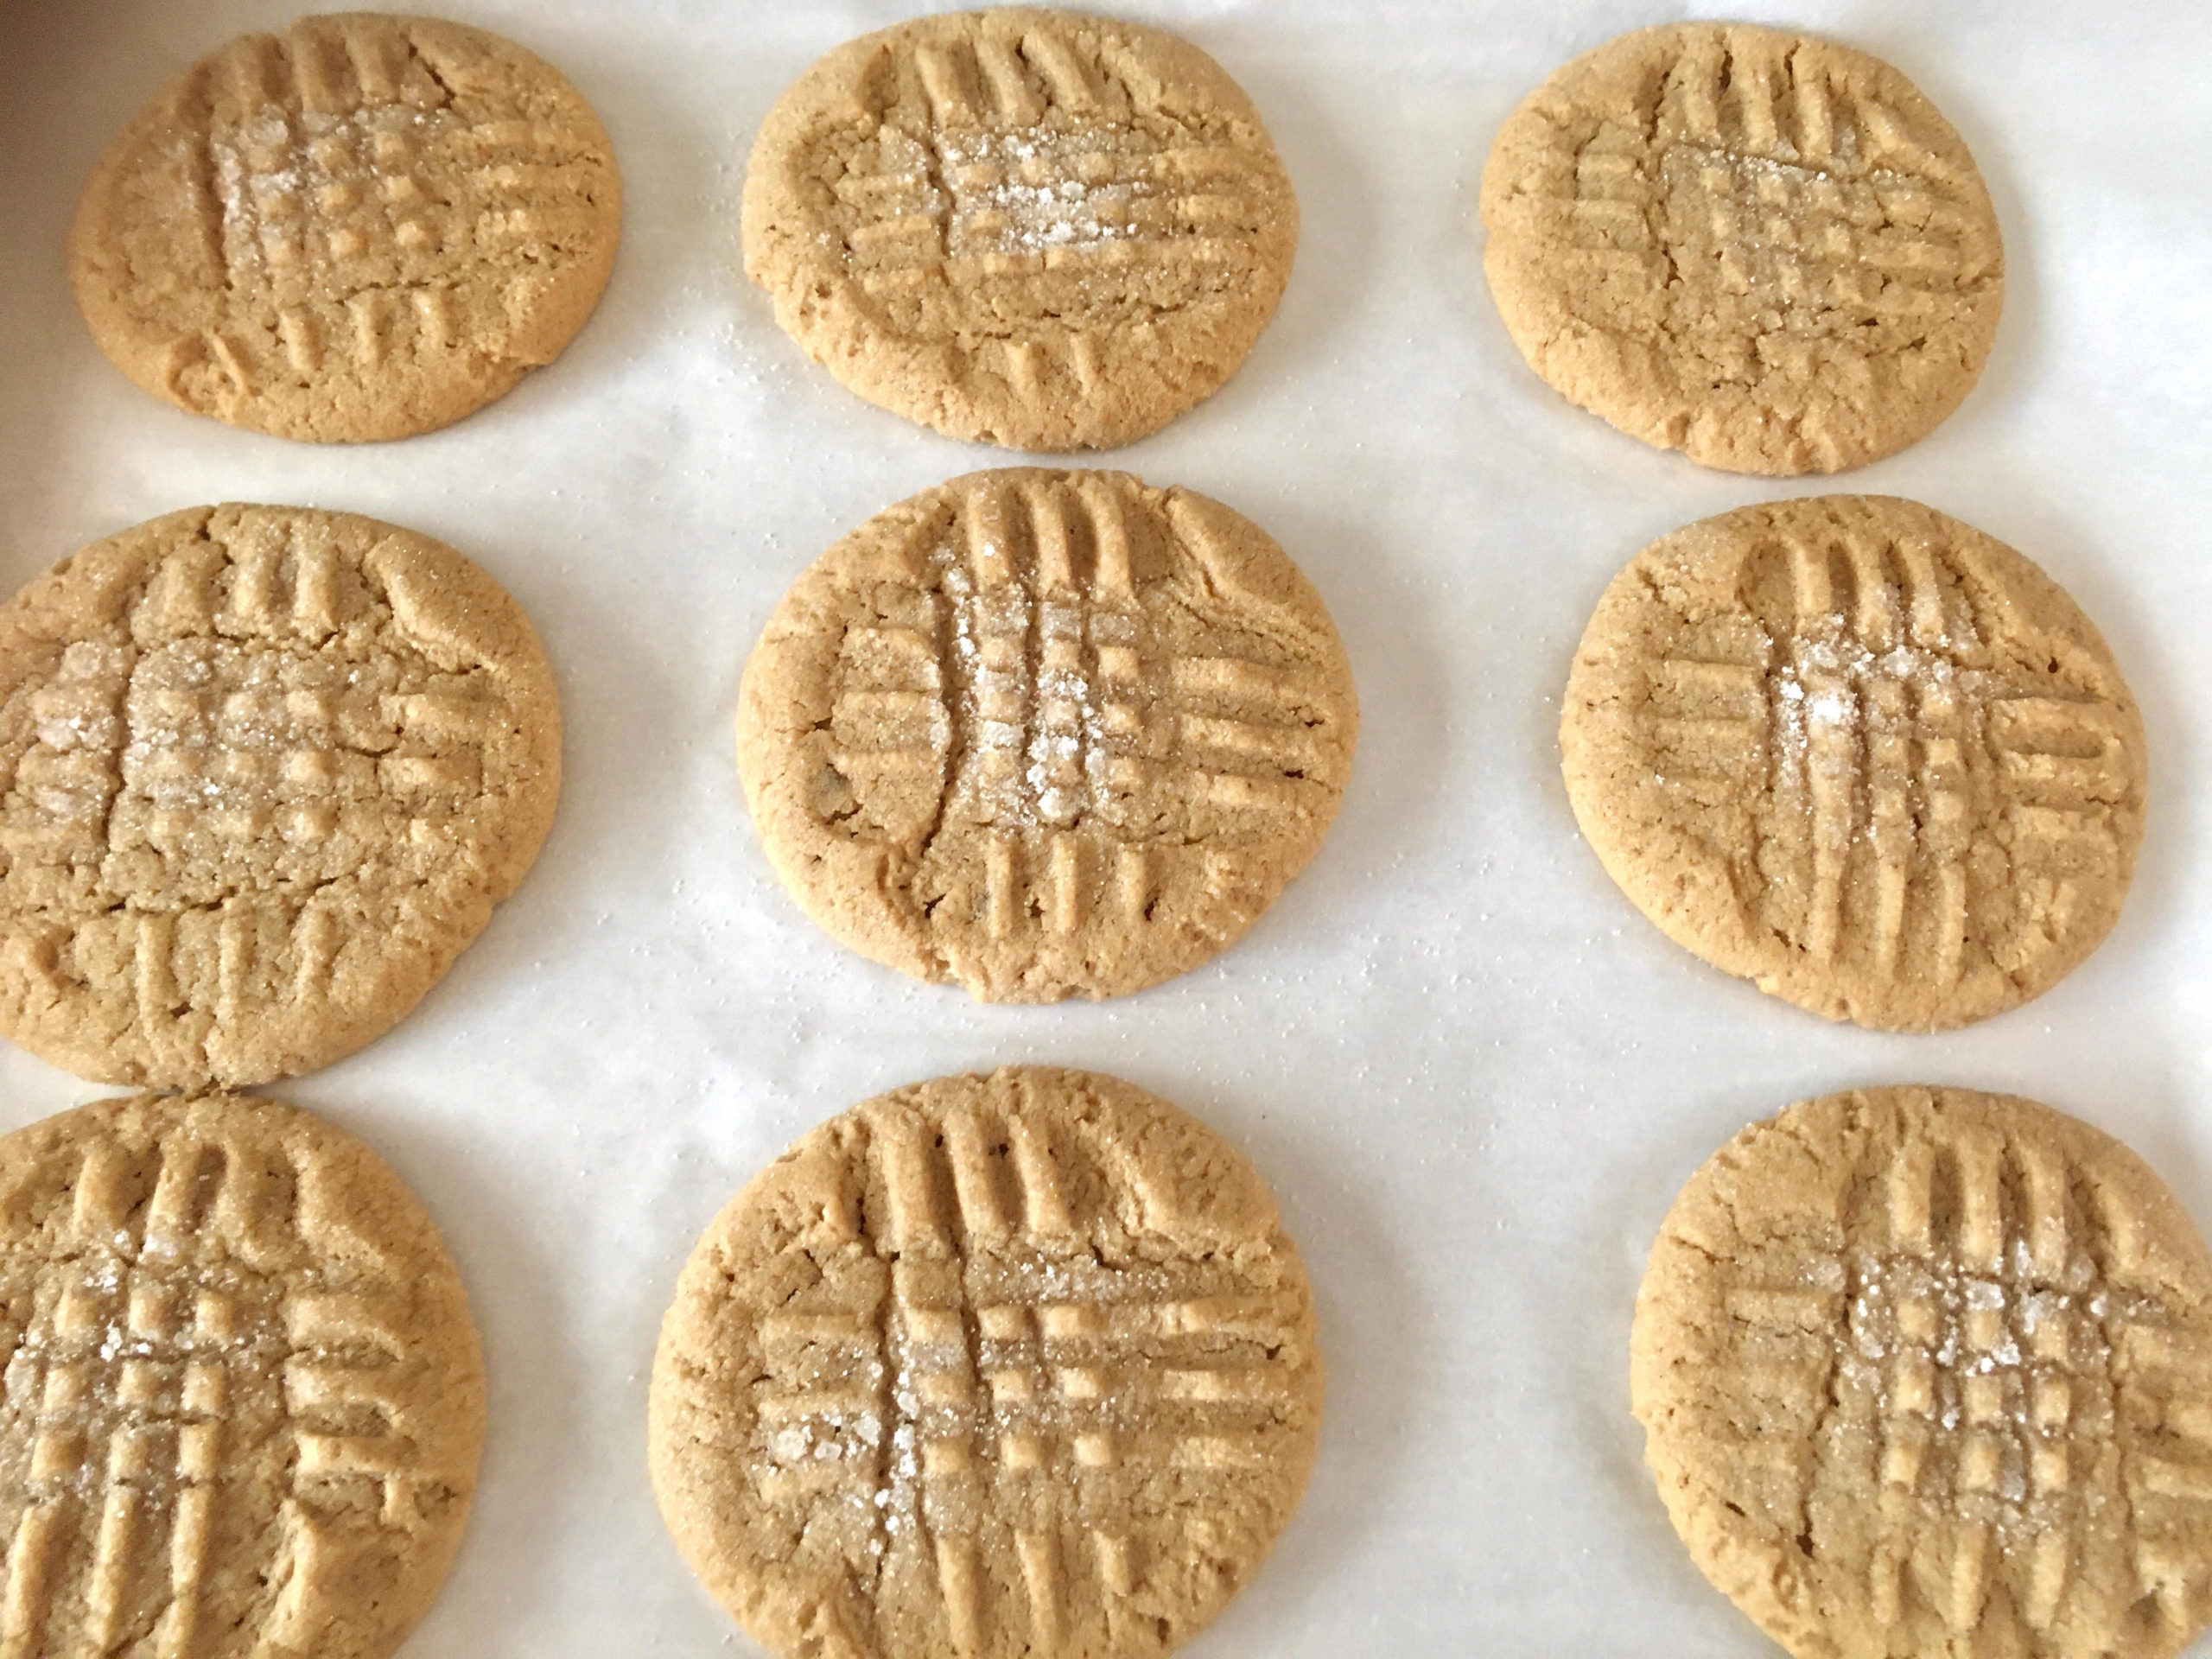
[{"left": 3, "top": 2, "right": 2210, "bottom": 1652}]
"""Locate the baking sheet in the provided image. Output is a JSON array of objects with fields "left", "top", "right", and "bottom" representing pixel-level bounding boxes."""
[{"left": 3, "top": 1, "right": 2211, "bottom": 1652}]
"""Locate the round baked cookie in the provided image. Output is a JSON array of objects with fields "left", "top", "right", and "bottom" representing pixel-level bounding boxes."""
[
  {"left": 0, "top": 1089, "right": 484, "bottom": 1659},
  {"left": 1560, "top": 496, "right": 2144, "bottom": 1032},
  {"left": 69, "top": 12, "right": 620, "bottom": 442},
  {"left": 0, "top": 504, "right": 562, "bottom": 1088},
  {"left": 1479, "top": 22, "right": 2003, "bottom": 474},
  {"left": 742, "top": 8, "right": 1299, "bottom": 450},
  {"left": 651, "top": 1065, "right": 1323, "bottom": 1659},
  {"left": 1635, "top": 1084, "right": 2212, "bottom": 1659},
  {"left": 737, "top": 468, "right": 1357, "bottom": 1001}
]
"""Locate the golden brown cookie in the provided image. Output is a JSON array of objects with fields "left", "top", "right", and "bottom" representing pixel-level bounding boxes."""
[
  {"left": 69, "top": 12, "right": 620, "bottom": 442},
  {"left": 1634, "top": 1084, "right": 2212, "bottom": 1659},
  {"left": 742, "top": 8, "right": 1298, "bottom": 450},
  {"left": 737, "top": 468, "right": 1357, "bottom": 1001},
  {"left": 1560, "top": 496, "right": 2145, "bottom": 1031},
  {"left": 650, "top": 1065, "right": 1323, "bottom": 1659},
  {"left": 0, "top": 1089, "right": 485, "bottom": 1659},
  {"left": 0, "top": 504, "right": 562, "bottom": 1088},
  {"left": 1479, "top": 23, "right": 2002, "bottom": 474}
]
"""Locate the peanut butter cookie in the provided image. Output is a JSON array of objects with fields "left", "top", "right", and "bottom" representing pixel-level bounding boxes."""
[
  {"left": 1560, "top": 496, "right": 2144, "bottom": 1030},
  {"left": 0, "top": 1089, "right": 484, "bottom": 1659},
  {"left": 70, "top": 12, "right": 620, "bottom": 442},
  {"left": 1481, "top": 23, "right": 2001, "bottom": 474},
  {"left": 736, "top": 469, "right": 1357, "bottom": 1001},
  {"left": 743, "top": 9, "right": 1297, "bottom": 450},
  {"left": 1637, "top": 1084, "right": 2212, "bottom": 1658},
  {"left": 651, "top": 1065, "right": 1322, "bottom": 1659},
  {"left": 0, "top": 505, "right": 562, "bottom": 1087}
]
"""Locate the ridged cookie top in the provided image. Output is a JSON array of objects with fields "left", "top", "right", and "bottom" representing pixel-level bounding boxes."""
[
  {"left": 737, "top": 469, "right": 1357, "bottom": 1001},
  {"left": 1480, "top": 23, "right": 2002, "bottom": 474},
  {"left": 1635, "top": 1086, "right": 2212, "bottom": 1659},
  {"left": 0, "top": 505, "right": 562, "bottom": 1088},
  {"left": 0, "top": 1090, "right": 484, "bottom": 1659},
  {"left": 68, "top": 12, "right": 620, "bottom": 442},
  {"left": 650, "top": 1066, "right": 1323, "bottom": 1659},
  {"left": 1561, "top": 496, "right": 2144, "bottom": 1031},
  {"left": 742, "top": 8, "right": 1298, "bottom": 450}
]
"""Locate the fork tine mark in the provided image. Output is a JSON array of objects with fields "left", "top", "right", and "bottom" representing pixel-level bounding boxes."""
[
  {"left": 1016, "top": 1529, "right": 1065, "bottom": 1653},
  {"left": 1021, "top": 30, "right": 1099, "bottom": 111},
  {"left": 1077, "top": 478, "right": 1132, "bottom": 597},
  {"left": 134, "top": 913, "right": 179, "bottom": 1051},
  {"left": 874, "top": 1115, "right": 944, "bottom": 1252},
  {"left": 156, "top": 1485, "right": 213, "bottom": 1659},
  {"left": 934, "top": 1535, "right": 985, "bottom": 1655},
  {"left": 985, "top": 836, "right": 1019, "bottom": 940},
  {"left": 1947, "top": 1519, "right": 1990, "bottom": 1632},
  {"left": 83, "top": 1482, "right": 138, "bottom": 1650},
  {"left": 1116, "top": 846, "right": 1148, "bottom": 919},
  {"left": 1007, "top": 1114, "right": 1071, "bottom": 1236},
  {"left": 1048, "top": 836, "right": 1081, "bottom": 935},
  {"left": 940, "top": 1105, "right": 1010, "bottom": 1242},
  {"left": 0, "top": 1504, "right": 62, "bottom": 1659},
  {"left": 915, "top": 46, "right": 982, "bottom": 126}
]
